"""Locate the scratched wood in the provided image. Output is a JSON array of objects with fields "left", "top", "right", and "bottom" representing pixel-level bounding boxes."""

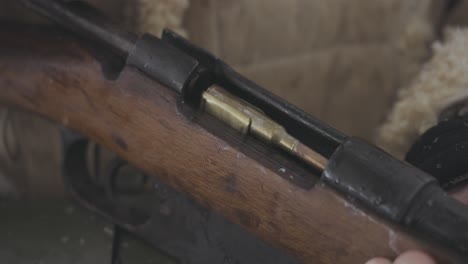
[{"left": 0, "top": 25, "right": 463, "bottom": 263}]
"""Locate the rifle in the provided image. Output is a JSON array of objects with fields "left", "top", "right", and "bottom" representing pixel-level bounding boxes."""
[{"left": 1, "top": 0, "right": 468, "bottom": 263}]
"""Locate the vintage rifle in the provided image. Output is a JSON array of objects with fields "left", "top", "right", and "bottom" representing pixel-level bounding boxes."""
[{"left": 1, "top": 0, "right": 468, "bottom": 263}]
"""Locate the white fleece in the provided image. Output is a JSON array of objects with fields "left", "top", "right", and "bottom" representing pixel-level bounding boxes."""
[
  {"left": 129, "top": 0, "right": 189, "bottom": 37},
  {"left": 377, "top": 27, "right": 468, "bottom": 158}
]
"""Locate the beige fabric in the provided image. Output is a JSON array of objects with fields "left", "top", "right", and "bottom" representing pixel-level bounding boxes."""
[
  {"left": 185, "top": 0, "right": 444, "bottom": 139},
  {"left": 377, "top": 28, "right": 468, "bottom": 158}
]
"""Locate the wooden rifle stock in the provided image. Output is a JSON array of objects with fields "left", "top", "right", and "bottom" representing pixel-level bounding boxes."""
[{"left": 0, "top": 25, "right": 463, "bottom": 263}]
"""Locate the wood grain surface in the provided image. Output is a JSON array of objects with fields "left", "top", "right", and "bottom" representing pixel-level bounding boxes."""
[{"left": 0, "top": 25, "right": 463, "bottom": 263}]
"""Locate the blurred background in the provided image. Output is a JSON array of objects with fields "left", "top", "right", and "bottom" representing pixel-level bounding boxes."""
[{"left": 0, "top": 0, "right": 468, "bottom": 263}]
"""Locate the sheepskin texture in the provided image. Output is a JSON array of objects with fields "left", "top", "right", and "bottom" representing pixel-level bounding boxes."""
[
  {"left": 127, "top": 0, "right": 190, "bottom": 37},
  {"left": 376, "top": 27, "right": 468, "bottom": 159}
]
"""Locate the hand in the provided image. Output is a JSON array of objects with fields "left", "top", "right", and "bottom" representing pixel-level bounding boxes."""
[{"left": 366, "top": 250, "right": 436, "bottom": 264}]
